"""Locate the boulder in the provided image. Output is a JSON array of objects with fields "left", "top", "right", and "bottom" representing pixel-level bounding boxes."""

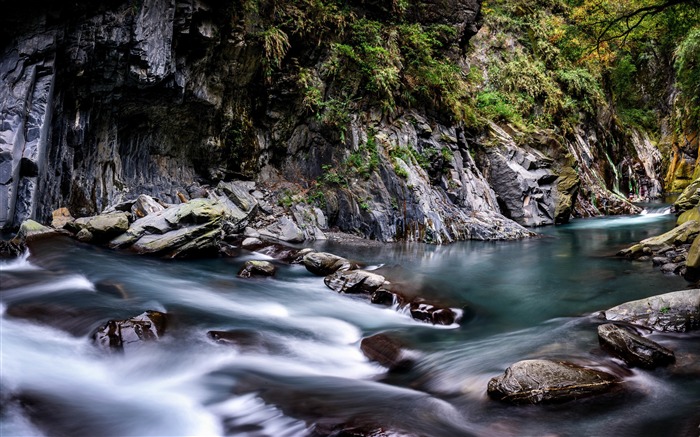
[
  {"left": 11, "top": 220, "right": 59, "bottom": 245},
  {"left": 51, "top": 207, "right": 74, "bottom": 229},
  {"left": 110, "top": 197, "right": 253, "bottom": 257},
  {"left": 241, "top": 237, "right": 263, "bottom": 248},
  {"left": 217, "top": 181, "right": 258, "bottom": 214},
  {"left": 70, "top": 212, "right": 130, "bottom": 242},
  {"left": 259, "top": 216, "right": 304, "bottom": 243},
  {"left": 93, "top": 311, "right": 167, "bottom": 353},
  {"left": 487, "top": 359, "right": 620, "bottom": 404},
  {"left": 360, "top": 334, "right": 416, "bottom": 372},
  {"left": 303, "top": 251, "right": 355, "bottom": 276},
  {"left": 238, "top": 260, "right": 276, "bottom": 278},
  {"left": 131, "top": 194, "right": 165, "bottom": 218},
  {"left": 324, "top": 270, "right": 388, "bottom": 294},
  {"left": 597, "top": 323, "right": 675, "bottom": 369},
  {"left": 602, "top": 289, "right": 700, "bottom": 332}
]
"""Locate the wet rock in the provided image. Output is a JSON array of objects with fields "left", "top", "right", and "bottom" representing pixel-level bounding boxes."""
[
  {"left": 131, "top": 194, "right": 165, "bottom": 218},
  {"left": 409, "top": 302, "right": 456, "bottom": 325},
  {"left": 51, "top": 207, "right": 74, "bottom": 229},
  {"left": 487, "top": 359, "right": 620, "bottom": 404},
  {"left": 360, "top": 334, "right": 416, "bottom": 372},
  {"left": 0, "top": 239, "right": 25, "bottom": 259},
  {"left": 602, "top": 289, "right": 700, "bottom": 332},
  {"left": 303, "top": 252, "right": 355, "bottom": 276},
  {"left": 93, "top": 310, "right": 167, "bottom": 353},
  {"left": 371, "top": 288, "right": 396, "bottom": 305},
  {"left": 324, "top": 270, "right": 388, "bottom": 294},
  {"left": 238, "top": 260, "right": 276, "bottom": 278},
  {"left": 597, "top": 323, "right": 675, "bottom": 369}
]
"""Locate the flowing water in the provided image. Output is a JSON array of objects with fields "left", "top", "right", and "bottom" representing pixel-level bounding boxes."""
[{"left": 1, "top": 209, "right": 698, "bottom": 437}]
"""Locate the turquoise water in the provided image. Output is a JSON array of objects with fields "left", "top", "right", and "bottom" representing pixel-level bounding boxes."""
[{"left": 1, "top": 209, "right": 697, "bottom": 436}]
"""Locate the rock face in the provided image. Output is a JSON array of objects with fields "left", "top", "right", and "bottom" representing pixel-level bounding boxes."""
[
  {"left": 602, "top": 290, "right": 700, "bottom": 332},
  {"left": 93, "top": 310, "right": 167, "bottom": 353},
  {"left": 487, "top": 359, "right": 620, "bottom": 404},
  {"left": 597, "top": 323, "right": 675, "bottom": 369},
  {"left": 0, "top": 0, "right": 662, "bottom": 243},
  {"left": 481, "top": 124, "right": 561, "bottom": 227}
]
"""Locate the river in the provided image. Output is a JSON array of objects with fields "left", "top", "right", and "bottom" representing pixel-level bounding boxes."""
[{"left": 1, "top": 208, "right": 698, "bottom": 437}]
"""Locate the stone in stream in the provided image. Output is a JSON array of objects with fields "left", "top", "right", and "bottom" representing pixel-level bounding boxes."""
[
  {"left": 93, "top": 311, "right": 167, "bottom": 353},
  {"left": 303, "top": 251, "right": 356, "bottom": 276},
  {"left": 409, "top": 301, "right": 457, "bottom": 326},
  {"left": 601, "top": 289, "right": 700, "bottom": 332},
  {"left": 324, "top": 269, "right": 388, "bottom": 294},
  {"left": 487, "top": 359, "right": 620, "bottom": 404},
  {"left": 238, "top": 260, "right": 276, "bottom": 278},
  {"left": 360, "top": 334, "right": 416, "bottom": 372},
  {"left": 597, "top": 323, "right": 675, "bottom": 369}
]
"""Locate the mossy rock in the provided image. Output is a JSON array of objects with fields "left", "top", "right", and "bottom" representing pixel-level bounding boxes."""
[
  {"left": 678, "top": 207, "right": 700, "bottom": 225},
  {"left": 11, "top": 220, "right": 58, "bottom": 244}
]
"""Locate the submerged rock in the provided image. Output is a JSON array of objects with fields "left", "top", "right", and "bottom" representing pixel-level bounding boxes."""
[
  {"left": 360, "top": 334, "right": 416, "bottom": 372},
  {"left": 597, "top": 323, "right": 675, "bottom": 369},
  {"left": 487, "top": 359, "right": 620, "bottom": 404},
  {"left": 602, "top": 289, "right": 700, "bottom": 332},
  {"left": 238, "top": 260, "right": 276, "bottom": 278},
  {"left": 324, "top": 270, "right": 388, "bottom": 294},
  {"left": 93, "top": 311, "right": 167, "bottom": 353}
]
